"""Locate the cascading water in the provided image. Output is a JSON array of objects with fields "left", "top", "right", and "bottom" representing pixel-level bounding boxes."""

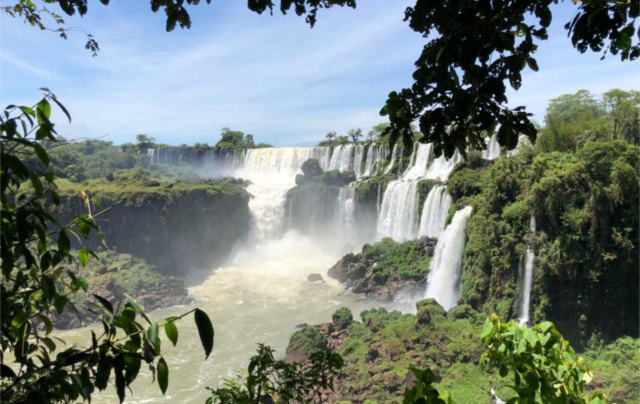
[
  {"left": 418, "top": 185, "right": 452, "bottom": 238},
  {"left": 363, "top": 144, "right": 380, "bottom": 177},
  {"left": 383, "top": 143, "right": 399, "bottom": 174},
  {"left": 403, "top": 143, "right": 433, "bottom": 180},
  {"left": 376, "top": 180, "right": 419, "bottom": 242},
  {"left": 352, "top": 145, "right": 365, "bottom": 178},
  {"left": 335, "top": 186, "right": 357, "bottom": 243},
  {"left": 424, "top": 206, "right": 473, "bottom": 311},
  {"left": 328, "top": 144, "right": 355, "bottom": 172},
  {"left": 518, "top": 216, "right": 536, "bottom": 326},
  {"left": 482, "top": 134, "right": 501, "bottom": 160},
  {"left": 425, "top": 150, "right": 462, "bottom": 181}
]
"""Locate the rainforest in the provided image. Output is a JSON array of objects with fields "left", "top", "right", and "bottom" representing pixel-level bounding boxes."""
[{"left": 1, "top": 1, "right": 639, "bottom": 404}]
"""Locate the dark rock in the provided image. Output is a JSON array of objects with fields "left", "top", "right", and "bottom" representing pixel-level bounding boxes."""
[{"left": 307, "top": 273, "right": 324, "bottom": 282}]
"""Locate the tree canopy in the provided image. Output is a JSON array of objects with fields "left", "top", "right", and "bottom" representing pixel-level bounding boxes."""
[{"left": 3, "top": 0, "right": 637, "bottom": 157}]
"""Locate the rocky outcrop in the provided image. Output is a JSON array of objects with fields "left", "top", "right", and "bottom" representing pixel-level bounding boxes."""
[
  {"left": 53, "top": 251, "right": 192, "bottom": 329},
  {"left": 52, "top": 178, "right": 251, "bottom": 275},
  {"left": 328, "top": 237, "right": 436, "bottom": 300}
]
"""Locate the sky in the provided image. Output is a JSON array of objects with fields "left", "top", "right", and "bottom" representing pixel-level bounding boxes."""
[{"left": 1, "top": 1, "right": 638, "bottom": 146}]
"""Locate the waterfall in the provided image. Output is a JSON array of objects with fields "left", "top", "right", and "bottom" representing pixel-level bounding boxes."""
[
  {"left": 482, "top": 135, "right": 501, "bottom": 160},
  {"left": 383, "top": 144, "right": 399, "bottom": 174},
  {"left": 352, "top": 144, "right": 365, "bottom": 178},
  {"left": 363, "top": 144, "right": 379, "bottom": 177},
  {"left": 425, "top": 150, "right": 462, "bottom": 182},
  {"left": 418, "top": 185, "right": 452, "bottom": 238},
  {"left": 518, "top": 216, "right": 536, "bottom": 326},
  {"left": 403, "top": 143, "right": 433, "bottom": 180},
  {"left": 328, "top": 144, "right": 354, "bottom": 172},
  {"left": 424, "top": 206, "right": 473, "bottom": 310},
  {"left": 335, "top": 186, "right": 356, "bottom": 242},
  {"left": 376, "top": 180, "right": 419, "bottom": 242}
]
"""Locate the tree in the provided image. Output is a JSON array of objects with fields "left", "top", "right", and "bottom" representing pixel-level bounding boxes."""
[
  {"left": 347, "top": 128, "right": 362, "bottom": 143},
  {"left": 325, "top": 131, "right": 336, "bottom": 142},
  {"left": 4, "top": 1, "right": 637, "bottom": 157},
  {"left": 602, "top": 89, "right": 640, "bottom": 143},
  {"left": 536, "top": 89, "right": 640, "bottom": 152},
  {"left": 244, "top": 134, "right": 255, "bottom": 147},
  {"left": 0, "top": 92, "right": 214, "bottom": 403},
  {"left": 136, "top": 134, "right": 156, "bottom": 148},
  {"left": 216, "top": 128, "right": 247, "bottom": 148}
]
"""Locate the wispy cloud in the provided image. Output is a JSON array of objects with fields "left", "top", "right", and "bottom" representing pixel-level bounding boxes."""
[{"left": 1, "top": 1, "right": 637, "bottom": 146}]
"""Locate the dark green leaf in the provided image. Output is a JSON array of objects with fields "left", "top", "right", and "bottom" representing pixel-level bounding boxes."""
[
  {"left": 41, "top": 274, "right": 56, "bottom": 297},
  {"left": 92, "top": 294, "right": 114, "bottom": 314},
  {"left": 164, "top": 320, "right": 178, "bottom": 346},
  {"left": 157, "top": 356, "right": 169, "bottom": 395},
  {"left": 33, "top": 142, "right": 50, "bottom": 166},
  {"left": 194, "top": 308, "right": 214, "bottom": 359}
]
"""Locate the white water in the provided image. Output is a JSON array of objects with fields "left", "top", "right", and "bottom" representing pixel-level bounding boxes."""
[
  {"left": 335, "top": 186, "right": 357, "bottom": 243},
  {"left": 424, "top": 206, "right": 473, "bottom": 311},
  {"left": 328, "top": 144, "right": 354, "bottom": 172},
  {"left": 403, "top": 143, "right": 433, "bottom": 180},
  {"left": 362, "top": 143, "right": 381, "bottom": 177},
  {"left": 425, "top": 150, "right": 462, "bottom": 182},
  {"left": 376, "top": 180, "right": 419, "bottom": 242},
  {"left": 518, "top": 216, "right": 536, "bottom": 326},
  {"left": 418, "top": 185, "right": 452, "bottom": 238},
  {"left": 61, "top": 146, "right": 388, "bottom": 404},
  {"left": 352, "top": 144, "right": 365, "bottom": 178},
  {"left": 482, "top": 135, "right": 501, "bottom": 160},
  {"left": 383, "top": 143, "right": 399, "bottom": 174}
]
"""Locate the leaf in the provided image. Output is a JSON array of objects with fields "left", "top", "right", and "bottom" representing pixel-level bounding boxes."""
[
  {"left": 164, "top": 320, "right": 178, "bottom": 346},
  {"left": 29, "top": 173, "right": 43, "bottom": 195},
  {"left": 41, "top": 274, "right": 56, "bottom": 297},
  {"left": 157, "top": 357, "right": 169, "bottom": 394},
  {"left": 194, "top": 308, "right": 214, "bottom": 359},
  {"left": 95, "top": 361, "right": 111, "bottom": 390},
  {"left": 92, "top": 294, "right": 114, "bottom": 314},
  {"left": 147, "top": 322, "right": 159, "bottom": 347},
  {"left": 78, "top": 248, "right": 89, "bottom": 266},
  {"left": 58, "top": 230, "right": 70, "bottom": 253},
  {"left": 480, "top": 320, "right": 494, "bottom": 339},
  {"left": 124, "top": 294, "right": 151, "bottom": 324},
  {"left": 51, "top": 93, "right": 71, "bottom": 122},
  {"left": 33, "top": 142, "right": 50, "bottom": 166}
]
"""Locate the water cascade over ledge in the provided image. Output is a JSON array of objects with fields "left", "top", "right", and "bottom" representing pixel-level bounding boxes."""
[
  {"left": 518, "top": 216, "right": 536, "bottom": 326},
  {"left": 418, "top": 185, "right": 452, "bottom": 239},
  {"left": 424, "top": 206, "right": 473, "bottom": 311}
]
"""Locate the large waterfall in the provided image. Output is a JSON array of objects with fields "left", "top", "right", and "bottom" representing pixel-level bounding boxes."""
[
  {"left": 518, "top": 216, "right": 536, "bottom": 326},
  {"left": 376, "top": 181, "right": 420, "bottom": 242},
  {"left": 403, "top": 143, "right": 433, "bottom": 180},
  {"left": 418, "top": 185, "right": 452, "bottom": 238},
  {"left": 424, "top": 206, "right": 473, "bottom": 310}
]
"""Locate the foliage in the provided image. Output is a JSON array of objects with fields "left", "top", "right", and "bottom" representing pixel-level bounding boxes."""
[
  {"left": 0, "top": 93, "right": 214, "bottom": 403},
  {"left": 583, "top": 337, "right": 640, "bottom": 403},
  {"left": 332, "top": 307, "right": 354, "bottom": 330},
  {"left": 480, "top": 316, "right": 607, "bottom": 404},
  {"left": 25, "top": 139, "right": 151, "bottom": 182},
  {"left": 537, "top": 89, "right": 639, "bottom": 152},
  {"left": 381, "top": 1, "right": 638, "bottom": 158},
  {"left": 206, "top": 344, "right": 344, "bottom": 404},
  {"left": 215, "top": 128, "right": 262, "bottom": 149},
  {"left": 328, "top": 238, "right": 433, "bottom": 296},
  {"left": 288, "top": 325, "right": 329, "bottom": 354},
  {"left": 447, "top": 114, "right": 638, "bottom": 344}
]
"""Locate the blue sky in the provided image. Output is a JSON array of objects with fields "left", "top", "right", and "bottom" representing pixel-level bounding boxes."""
[{"left": 1, "top": 1, "right": 638, "bottom": 146}]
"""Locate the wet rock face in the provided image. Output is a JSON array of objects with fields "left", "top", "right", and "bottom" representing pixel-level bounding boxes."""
[{"left": 53, "top": 187, "right": 251, "bottom": 275}]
